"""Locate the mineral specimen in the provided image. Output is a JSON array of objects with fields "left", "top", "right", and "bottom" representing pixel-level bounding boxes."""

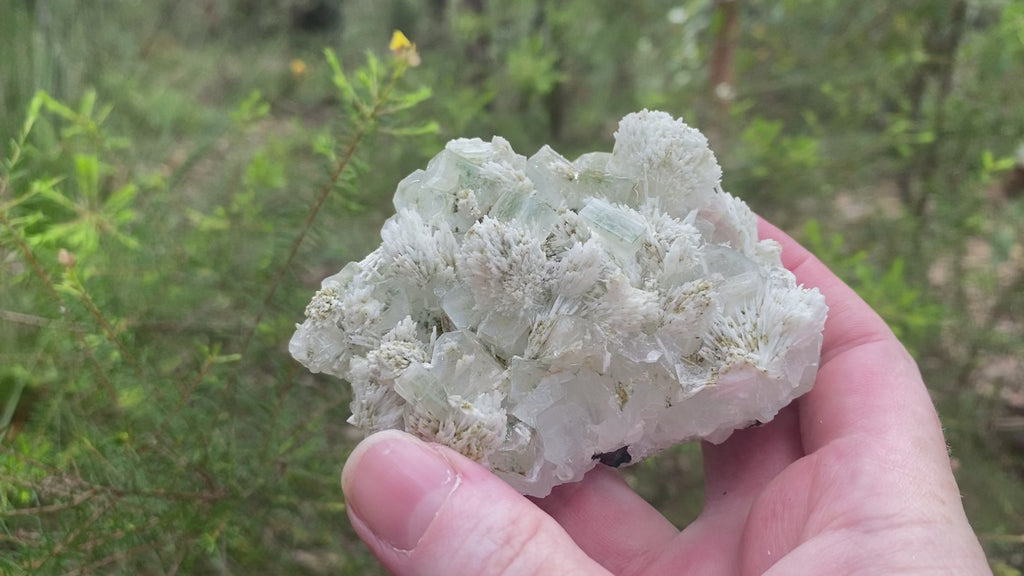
[{"left": 290, "top": 110, "right": 828, "bottom": 497}]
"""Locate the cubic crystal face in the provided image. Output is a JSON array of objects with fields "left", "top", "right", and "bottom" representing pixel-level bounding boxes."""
[{"left": 290, "top": 110, "right": 828, "bottom": 497}]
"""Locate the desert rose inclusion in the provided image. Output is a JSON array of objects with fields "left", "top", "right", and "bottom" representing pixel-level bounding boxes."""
[{"left": 290, "top": 110, "right": 828, "bottom": 497}]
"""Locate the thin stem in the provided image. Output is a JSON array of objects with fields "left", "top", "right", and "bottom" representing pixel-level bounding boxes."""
[
  {"left": 238, "top": 128, "right": 364, "bottom": 356},
  {"left": 0, "top": 209, "right": 119, "bottom": 409},
  {"left": 153, "top": 354, "right": 214, "bottom": 440},
  {"left": 259, "top": 363, "right": 296, "bottom": 461},
  {"left": 100, "top": 485, "right": 227, "bottom": 503},
  {"left": 62, "top": 541, "right": 161, "bottom": 576},
  {"left": 30, "top": 498, "right": 110, "bottom": 572},
  {"left": 66, "top": 267, "right": 141, "bottom": 376},
  {"left": 237, "top": 64, "right": 405, "bottom": 358},
  {"left": 0, "top": 489, "right": 100, "bottom": 517},
  {"left": 77, "top": 518, "right": 159, "bottom": 553},
  {"left": 0, "top": 210, "right": 62, "bottom": 307},
  {"left": 0, "top": 308, "right": 61, "bottom": 327},
  {"left": 953, "top": 270, "right": 1024, "bottom": 391}
]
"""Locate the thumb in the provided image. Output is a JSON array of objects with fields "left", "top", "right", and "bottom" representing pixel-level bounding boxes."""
[{"left": 341, "top": 430, "right": 608, "bottom": 576}]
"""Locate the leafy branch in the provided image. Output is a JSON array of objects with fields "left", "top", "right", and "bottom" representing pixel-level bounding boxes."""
[
  {"left": 0, "top": 91, "right": 125, "bottom": 408},
  {"left": 238, "top": 40, "right": 436, "bottom": 357}
]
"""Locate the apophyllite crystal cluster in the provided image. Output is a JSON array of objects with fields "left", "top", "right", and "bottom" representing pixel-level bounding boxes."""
[{"left": 290, "top": 110, "right": 828, "bottom": 497}]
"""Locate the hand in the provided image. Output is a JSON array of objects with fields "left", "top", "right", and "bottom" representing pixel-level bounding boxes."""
[{"left": 339, "top": 219, "right": 992, "bottom": 575}]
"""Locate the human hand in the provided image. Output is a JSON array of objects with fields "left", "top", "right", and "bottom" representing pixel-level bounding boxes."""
[{"left": 339, "top": 219, "right": 992, "bottom": 575}]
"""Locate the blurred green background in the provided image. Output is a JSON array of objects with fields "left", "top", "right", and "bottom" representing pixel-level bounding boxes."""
[{"left": 1, "top": 0, "right": 1023, "bottom": 573}]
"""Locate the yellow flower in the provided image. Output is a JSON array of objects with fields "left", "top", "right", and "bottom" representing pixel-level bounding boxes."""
[
  {"left": 289, "top": 58, "right": 307, "bottom": 78},
  {"left": 389, "top": 30, "right": 412, "bottom": 51},
  {"left": 389, "top": 30, "right": 421, "bottom": 67}
]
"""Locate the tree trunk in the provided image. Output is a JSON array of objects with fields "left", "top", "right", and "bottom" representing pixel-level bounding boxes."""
[
  {"left": 708, "top": 0, "right": 738, "bottom": 112},
  {"left": 896, "top": 0, "right": 968, "bottom": 215},
  {"left": 706, "top": 0, "right": 738, "bottom": 145}
]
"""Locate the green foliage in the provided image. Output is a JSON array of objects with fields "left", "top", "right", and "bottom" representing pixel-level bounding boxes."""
[
  {"left": 230, "top": 90, "right": 271, "bottom": 127},
  {"left": 1, "top": 0, "right": 1023, "bottom": 572},
  {"left": 1, "top": 36, "right": 434, "bottom": 574},
  {"left": 802, "top": 219, "right": 942, "bottom": 354},
  {"left": 506, "top": 35, "right": 565, "bottom": 97},
  {"left": 729, "top": 116, "right": 823, "bottom": 206}
]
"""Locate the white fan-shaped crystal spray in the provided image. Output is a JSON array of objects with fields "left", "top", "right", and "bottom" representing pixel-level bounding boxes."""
[{"left": 290, "top": 110, "right": 828, "bottom": 497}]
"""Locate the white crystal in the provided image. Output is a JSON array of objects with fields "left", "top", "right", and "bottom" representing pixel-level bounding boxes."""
[{"left": 290, "top": 110, "right": 828, "bottom": 497}]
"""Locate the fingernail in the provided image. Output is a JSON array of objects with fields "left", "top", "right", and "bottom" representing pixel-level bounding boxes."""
[{"left": 342, "top": 430, "right": 457, "bottom": 551}]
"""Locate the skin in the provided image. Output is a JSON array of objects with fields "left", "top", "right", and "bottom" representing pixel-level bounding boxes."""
[{"left": 340, "top": 219, "right": 993, "bottom": 576}]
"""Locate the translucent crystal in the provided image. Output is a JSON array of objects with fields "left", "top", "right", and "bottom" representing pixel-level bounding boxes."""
[{"left": 290, "top": 110, "right": 828, "bottom": 497}]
